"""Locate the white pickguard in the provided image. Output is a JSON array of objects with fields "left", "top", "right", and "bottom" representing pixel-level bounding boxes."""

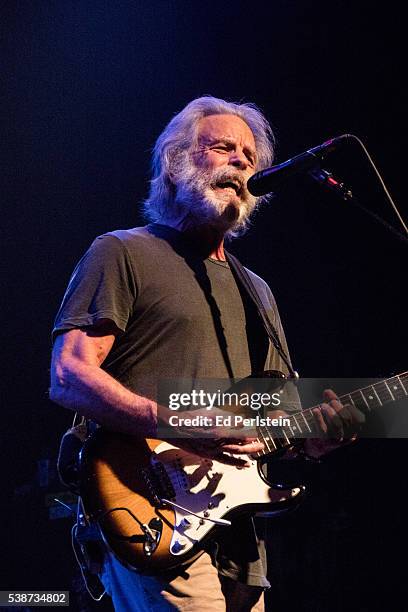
[{"left": 151, "top": 442, "right": 301, "bottom": 556}]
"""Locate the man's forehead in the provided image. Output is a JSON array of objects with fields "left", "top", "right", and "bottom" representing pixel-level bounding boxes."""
[{"left": 196, "top": 114, "right": 256, "bottom": 147}]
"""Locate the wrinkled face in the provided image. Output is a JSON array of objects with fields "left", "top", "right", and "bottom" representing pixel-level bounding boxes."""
[
  {"left": 173, "top": 114, "right": 259, "bottom": 232},
  {"left": 194, "top": 114, "right": 257, "bottom": 192}
]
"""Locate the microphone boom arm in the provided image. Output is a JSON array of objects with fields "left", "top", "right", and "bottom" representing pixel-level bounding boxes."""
[{"left": 308, "top": 168, "right": 408, "bottom": 246}]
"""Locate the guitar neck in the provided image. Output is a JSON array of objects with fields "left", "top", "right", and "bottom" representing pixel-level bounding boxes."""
[{"left": 255, "top": 372, "right": 408, "bottom": 457}]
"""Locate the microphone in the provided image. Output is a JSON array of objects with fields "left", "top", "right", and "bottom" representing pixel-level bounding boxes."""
[{"left": 247, "top": 134, "right": 351, "bottom": 196}]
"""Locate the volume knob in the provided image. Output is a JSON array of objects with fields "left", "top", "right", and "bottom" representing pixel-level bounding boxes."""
[{"left": 172, "top": 537, "right": 187, "bottom": 553}]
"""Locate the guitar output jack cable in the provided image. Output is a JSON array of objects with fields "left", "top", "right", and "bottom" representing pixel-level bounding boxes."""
[{"left": 97, "top": 506, "right": 158, "bottom": 541}]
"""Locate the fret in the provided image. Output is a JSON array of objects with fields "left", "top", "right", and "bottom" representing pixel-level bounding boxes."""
[
  {"left": 304, "top": 409, "right": 318, "bottom": 433},
  {"left": 387, "top": 376, "right": 406, "bottom": 399},
  {"left": 343, "top": 392, "right": 358, "bottom": 413},
  {"left": 361, "top": 386, "right": 381, "bottom": 410},
  {"left": 358, "top": 389, "right": 370, "bottom": 409},
  {"left": 341, "top": 393, "right": 353, "bottom": 407},
  {"left": 299, "top": 410, "right": 312, "bottom": 433},
  {"left": 267, "top": 429, "right": 278, "bottom": 451},
  {"left": 384, "top": 381, "right": 395, "bottom": 401},
  {"left": 285, "top": 421, "right": 296, "bottom": 439},
  {"left": 398, "top": 375, "right": 408, "bottom": 396},
  {"left": 258, "top": 429, "right": 271, "bottom": 453},
  {"left": 264, "top": 426, "right": 278, "bottom": 450},
  {"left": 371, "top": 384, "right": 382, "bottom": 405},
  {"left": 374, "top": 381, "right": 394, "bottom": 405},
  {"left": 272, "top": 435, "right": 286, "bottom": 449},
  {"left": 260, "top": 426, "right": 278, "bottom": 452},
  {"left": 346, "top": 391, "right": 365, "bottom": 414},
  {"left": 258, "top": 434, "right": 268, "bottom": 456},
  {"left": 253, "top": 439, "right": 265, "bottom": 458},
  {"left": 280, "top": 427, "right": 291, "bottom": 445},
  {"left": 291, "top": 413, "right": 303, "bottom": 436}
]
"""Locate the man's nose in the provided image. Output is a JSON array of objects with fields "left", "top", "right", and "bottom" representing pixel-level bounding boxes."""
[{"left": 229, "top": 149, "right": 248, "bottom": 170}]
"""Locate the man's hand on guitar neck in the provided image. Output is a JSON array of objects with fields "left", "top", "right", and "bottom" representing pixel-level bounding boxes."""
[{"left": 303, "top": 388, "right": 365, "bottom": 459}]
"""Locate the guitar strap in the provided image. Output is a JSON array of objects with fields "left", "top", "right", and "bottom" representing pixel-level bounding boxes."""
[{"left": 225, "top": 251, "right": 298, "bottom": 379}]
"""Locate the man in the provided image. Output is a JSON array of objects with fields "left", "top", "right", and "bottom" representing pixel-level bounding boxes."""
[{"left": 50, "top": 96, "right": 360, "bottom": 611}]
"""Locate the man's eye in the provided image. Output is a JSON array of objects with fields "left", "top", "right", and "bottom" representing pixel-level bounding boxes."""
[{"left": 245, "top": 153, "right": 256, "bottom": 166}]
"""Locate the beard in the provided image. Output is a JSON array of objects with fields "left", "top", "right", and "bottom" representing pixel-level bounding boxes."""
[{"left": 172, "top": 160, "right": 260, "bottom": 234}]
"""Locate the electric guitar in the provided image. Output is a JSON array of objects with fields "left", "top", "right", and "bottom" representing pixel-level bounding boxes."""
[{"left": 79, "top": 371, "right": 407, "bottom": 572}]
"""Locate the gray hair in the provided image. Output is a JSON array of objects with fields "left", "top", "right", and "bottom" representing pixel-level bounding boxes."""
[{"left": 143, "top": 95, "right": 276, "bottom": 224}]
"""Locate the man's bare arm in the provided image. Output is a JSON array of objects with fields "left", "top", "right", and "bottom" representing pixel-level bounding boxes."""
[
  {"left": 50, "top": 322, "right": 264, "bottom": 462},
  {"left": 49, "top": 324, "right": 157, "bottom": 437}
]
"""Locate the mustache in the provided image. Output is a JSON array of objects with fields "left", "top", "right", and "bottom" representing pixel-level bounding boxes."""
[{"left": 207, "top": 168, "right": 249, "bottom": 194}]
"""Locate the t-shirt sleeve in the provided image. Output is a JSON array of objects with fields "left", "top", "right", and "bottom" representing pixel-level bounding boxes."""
[{"left": 52, "top": 234, "right": 137, "bottom": 342}]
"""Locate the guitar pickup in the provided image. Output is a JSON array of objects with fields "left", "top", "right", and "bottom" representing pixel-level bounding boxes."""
[{"left": 140, "top": 463, "right": 175, "bottom": 504}]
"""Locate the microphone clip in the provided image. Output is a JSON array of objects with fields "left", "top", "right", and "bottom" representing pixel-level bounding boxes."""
[{"left": 308, "top": 168, "right": 353, "bottom": 201}]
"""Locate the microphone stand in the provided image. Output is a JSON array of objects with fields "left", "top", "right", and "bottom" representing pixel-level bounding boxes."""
[{"left": 308, "top": 168, "right": 408, "bottom": 246}]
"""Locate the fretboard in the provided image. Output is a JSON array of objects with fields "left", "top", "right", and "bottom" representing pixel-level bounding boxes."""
[{"left": 255, "top": 371, "right": 408, "bottom": 457}]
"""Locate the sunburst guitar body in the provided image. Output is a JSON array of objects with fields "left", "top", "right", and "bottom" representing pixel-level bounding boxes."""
[{"left": 79, "top": 430, "right": 304, "bottom": 572}]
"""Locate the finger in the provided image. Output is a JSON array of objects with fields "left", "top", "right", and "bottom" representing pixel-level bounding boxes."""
[
  {"left": 322, "top": 391, "right": 362, "bottom": 434},
  {"left": 320, "top": 403, "right": 344, "bottom": 440},
  {"left": 347, "top": 403, "right": 366, "bottom": 425},
  {"left": 312, "top": 406, "right": 328, "bottom": 434},
  {"left": 180, "top": 438, "right": 263, "bottom": 458},
  {"left": 336, "top": 404, "right": 354, "bottom": 427},
  {"left": 181, "top": 441, "right": 252, "bottom": 466},
  {"left": 323, "top": 389, "right": 341, "bottom": 403},
  {"left": 236, "top": 436, "right": 263, "bottom": 445},
  {"left": 213, "top": 436, "right": 261, "bottom": 445},
  {"left": 219, "top": 440, "right": 264, "bottom": 454},
  {"left": 327, "top": 399, "right": 365, "bottom": 434},
  {"left": 323, "top": 390, "right": 347, "bottom": 416},
  {"left": 326, "top": 397, "right": 345, "bottom": 414}
]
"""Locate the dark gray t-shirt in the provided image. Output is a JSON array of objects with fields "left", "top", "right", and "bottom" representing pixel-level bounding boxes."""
[{"left": 53, "top": 224, "right": 293, "bottom": 401}]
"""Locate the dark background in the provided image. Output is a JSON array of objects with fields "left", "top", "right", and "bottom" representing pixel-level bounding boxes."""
[{"left": 2, "top": 1, "right": 406, "bottom": 610}]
